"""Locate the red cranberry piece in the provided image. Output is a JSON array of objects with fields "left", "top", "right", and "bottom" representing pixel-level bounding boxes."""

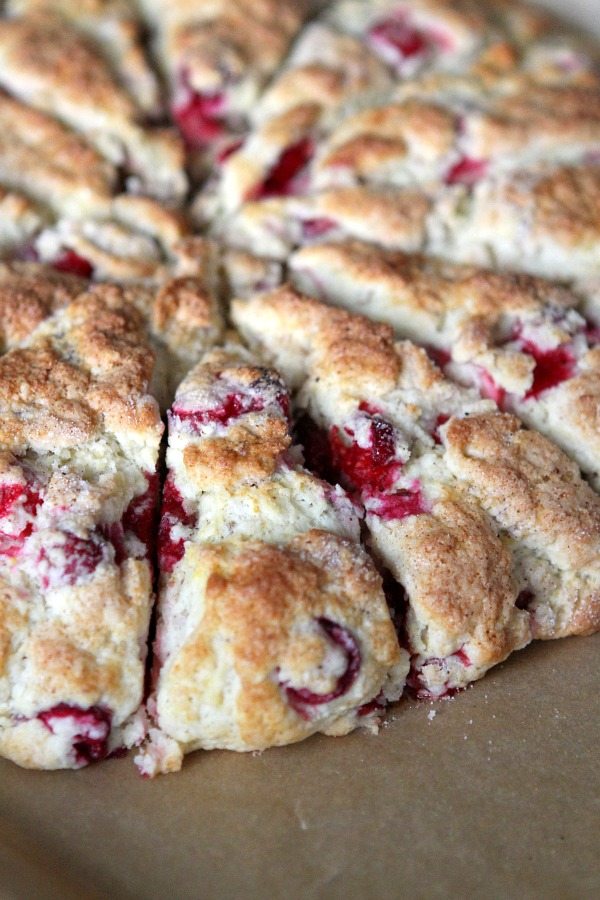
[
  {"left": 38, "top": 532, "right": 106, "bottom": 589},
  {"left": 329, "top": 415, "right": 400, "bottom": 493},
  {"left": 478, "top": 368, "right": 507, "bottom": 409},
  {"left": 158, "top": 476, "right": 196, "bottom": 573},
  {"left": 53, "top": 250, "right": 94, "bottom": 278},
  {"left": 445, "top": 157, "right": 488, "bottom": 186},
  {"left": 452, "top": 647, "right": 472, "bottom": 667},
  {"left": 122, "top": 472, "right": 159, "bottom": 561},
  {"left": 172, "top": 91, "right": 225, "bottom": 149},
  {"left": 216, "top": 137, "right": 244, "bottom": 164},
  {"left": 425, "top": 345, "right": 451, "bottom": 369},
  {"left": 301, "top": 217, "right": 337, "bottom": 239},
  {"left": 0, "top": 479, "right": 42, "bottom": 556},
  {"left": 432, "top": 413, "right": 450, "bottom": 445},
  {"left": 520, "top": 341, "right": 575, "bottom": 400},
  {"left": 172, "top": 391, "right": 267, "bottom": 430},
  {"left": 368, "top": 483, "right": 429, "bottom": 521},
  {"left": 368, "top": 17, "right": 429, "bottom": 63},
  {"left": 281, "top": 618, "right": 361, "bottom": 719},
  {"left": 357, "top": 692, "right": 385, "bottom": 717},
  {"left": 246, "top": 137, "right": 314, "bottom": 201},
  {"left": 37, "top": 703, "right": 111, "bottom": 765}
]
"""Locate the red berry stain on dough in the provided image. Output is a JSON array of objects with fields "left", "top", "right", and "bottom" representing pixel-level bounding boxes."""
[
  {"left": 53, "top": 250, "right": 94, "bottom": 278},
  {"left": 158, "top": 476, "right": 196, "bottom": 573},
  {"left": 247, "top": 137, "right": 314, "bottom": 200},
  {"left": 446, "top": 156, "right": 488, "bottom": 185},
  {"left": 38, "top": 533, "right": 106, "bottom": 589},
  {"left": 280, "top": 618, "right": 361, "bottom": 719},
  {"left": 329, "top": 414, "right": 400, "bottom": 493},
  {"left": 368, "top": 17, "right": 429, "bottom": 62},
  {"left": 173, "top": 91, "right": 225, "bottom": 148},
  {"left": 520, "top": 340, "right": 575, "bottom": 399},
  {"left": 368, "top": 482, "right": 430, "bottom": 520},
  {"left": 38, "top": 704, "right": 111, "bottom": 765},
  {"left": 0, "top": 480, "right": 41, "bottom": 556}
]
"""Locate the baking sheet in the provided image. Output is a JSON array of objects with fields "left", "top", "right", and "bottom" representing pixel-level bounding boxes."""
[{"left": 2, "top": 2, "right": 600, "bottom": 898}]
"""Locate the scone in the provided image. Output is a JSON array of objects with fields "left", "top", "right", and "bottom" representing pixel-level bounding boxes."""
[
  {"left": 0, "top": 283, "right": 163, "bottom": 769},
  {"left": 0, "top": 10, "right": 186, "bottom": 201},
  {"left": 141, "top": 0, "right": 311, "bottom": 161},
  {"left": 136, "top": 344, "right": 406, "bottom": 775},
  {"left": 289, "top": 240, "right": 600, "bottom": 487},
  {"left": 233, "top": 288, "right": 600, "bottom": 698}
]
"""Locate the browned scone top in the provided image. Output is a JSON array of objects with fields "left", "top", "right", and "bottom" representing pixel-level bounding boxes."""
[
  {"left": 0, "top": 11, "right": 186, "bottom": 201},
  {"left": 0, "top": 284, "right": 162, "bottom": 453},
  {"left": 0, "top": 261, "right": 86, "bottom": 352},
  {"left": 152, "top": 531, "right": 403, "bottom": 759}
]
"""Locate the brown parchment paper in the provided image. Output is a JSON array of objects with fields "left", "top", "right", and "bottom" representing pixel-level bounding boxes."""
[
  {"left": 1, "top": 634, "right": 599, "bottom": 899},
  {"left": 1, "top": 2, "right": 599, "bottom": 897}
]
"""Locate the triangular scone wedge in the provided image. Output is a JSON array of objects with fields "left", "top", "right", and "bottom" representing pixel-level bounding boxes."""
[
  {"left": 136, "top": 345, "right": 406, "bottom": 776},
  {"left": 0, "top": 12, "right": 186, "bottom": 202},
  {"left": 290, "top": 241, "right": 600, "bottom": 488},
  {"left": 0, "top": 284, "right": 164, "bottom": 769},
  {"left": 233, "top": 288, "right": 600, "bottom": 697}
]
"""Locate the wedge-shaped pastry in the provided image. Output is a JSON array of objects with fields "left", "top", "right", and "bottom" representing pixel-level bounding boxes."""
[
  {"left": 0, "top": 12, "right": 186, "bottom": 201},
  {"left": 233, "top": 289, "right": 600, "bottom": 698},
  {"left": 6, "top": 0, "right": 161, "bottom": 115},
  {"left": 136, "top": 345, "right": 406, "bottom": 775},
  {"left": 290, "top": 241, "right": 600, "bottom": 488},
  {"left": 0, "top": 283, "right": 164, "bottom": 769},
  {"left": 430, "top": 162, "right": 600, "bottom": 282},
  {"left": 141, "top": 0, "right": 310, "bottom": 156}
]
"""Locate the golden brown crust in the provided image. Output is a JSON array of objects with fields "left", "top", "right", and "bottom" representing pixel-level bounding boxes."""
[
  {"left": 0, "top": 261, "right": 86, "bottom": 352},
  {"left": 444, "top": 413, "right": 600, "bottom": 571}
]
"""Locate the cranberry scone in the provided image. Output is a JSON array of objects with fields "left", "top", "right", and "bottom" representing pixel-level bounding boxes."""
[
  {"left": 5, "top": 0, "right": 161, "bottom": 116},
  {"left": 289, "top": 240, "right": 600, "bottom": 488},
  {"left": 136, "top": 344, "right": 406, "bottom": 775},
  {"left": 0, "top": 11, "right": 186, "bottom": 201},
  {"left": 140, "top": 0, "right": 311, "bottom": 162},
  {"left": 0, "top": 283, "right": 164, "bottom": 769},
  {"left": 233, "top": 288, "right": 600, "bottom": 698}
]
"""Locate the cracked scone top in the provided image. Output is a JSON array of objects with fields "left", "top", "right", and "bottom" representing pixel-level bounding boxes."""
[
  {"left": 233, "top": 288, "right": 600, "bottom": 697},
  {"left": 0, "top": 282, "right": 164, "bottom": 769},
  {"left": 137, "top": 344, "right": 406, "bottom": 775}
]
